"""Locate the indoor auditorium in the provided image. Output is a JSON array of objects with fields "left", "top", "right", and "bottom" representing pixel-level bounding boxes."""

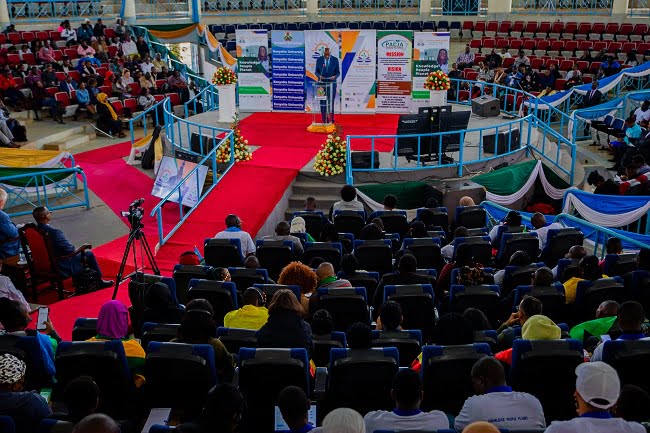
[{"left": 0, "top": 0, "right": 649, "bottom": 432}]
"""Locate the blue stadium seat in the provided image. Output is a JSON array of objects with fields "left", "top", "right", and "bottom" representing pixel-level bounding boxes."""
[
  {"left": 333, "top": 210, "right": 366, "bottom": 238},
  {"left": 368, "top": 210, "right": 409, "bottom": 236},
  {"left": 513, "top": 284, "right": 566, "bottom": 323},
  {"left": 141, "top": 323, "right": 180, "bottom": 350},
  {"left": 228, "top": 267, "right": 269, "bottom": 291},
  {"left": 38, "top": 419, "right": 74, "bottom": 433},
  {"left": 497, "top": 232, "right": 540, "bottom": 267},
  {"left": 492, "top": 224, "right": 525, "bottom": 247},
  {"left": 421, "top": 344, "right": 491, "bottom": 413},
  {"left": 555, "top": 257, "right": 579, "bottom": 283},
  {"left": 602, "top": 339, "right": 650, "bottom": 393},
  {"left": 474, "top": 329, "right": 498, "bottom": 353},
  {"left": 449, "top": 284, "right": 501, "bottom": 326},
  {"left": 338, "top": 270, "right": 379, "bottom": 303},
  {"left": 293, "top": 211, "right": 327, "bottom": 240},
  {"left": 575, "top": 277, "right": 625, "bottom": 322},
  {"left": 313, "top": 331, "right": 346, "bottom": 367},
  {"left": 415, "top": 268, "right": 438, "bottom": 280},
  {"left": 71, "top": 318, "right": 98, "bottom": 341},
  {"left": 403, "top": 238, "right": 444, "bottom": 271},
  {"left": 253, "top": 283, "right": 301, "bottom": 306},
  {"left": 203, "top": 237, "right": 243, "bottom": 267},
  {"left": 216, "top": 327, "right": 258, "bottom": 354},
  {"left": 416, "top": 206, "right": 449, "bottom": 231},
  {"left": 0, "top": 334, "right": 54, "bottom": 391},
  {"left": 501, "top": 263, "right": 543, "bottom": 296},
  {"left": 316, "top": 287, "right": 369, "bottom": 331},
  {"left": 187, "top": 279, "right": 238, "bottom": 326},
  {"left": 455, "top": 205, "right": 487, "bottom": 229},
  {"left": 452, "top": 235, "right": 492, "bottom": 265},
  {"left": 626, "top": 270, "right": 650, "bottom": 313},
  {"left": 540, "top": 228, "right": 583, "bottom": 268},
  {"left": 55, "top": 340, "right": 135, "bottom": 416},
  {"left": 602, "top": 253, "right": 637, "bottom": 277},
  {"left": 149, "top": 425, "right": 174, "bottom": 432},
  {"left": 354, "top": 239, "right": 393, "bottom": 275},
  {"left": 0, "top": 416, "right": 15, "bottom": 433},
  {"left": 173, "top": 264, "right": 215, "bottom": 305},
  {"left": 384, "top": 284, "right": 436, "bottom": 340},
  {"left": 511, "top": 339, "right": 583, "bottom": 422},
  {"left": 255, "top": 239, "right": 294, "bottom": 281},
  {"left": 371, "top": 329, "right": 422, "bottom": 367},
  {"left": 326, "top": 347, "right": 399, "bottom": 414},
  {"left": 238, "top": 348, "right": 311, "bottom": 432},
  {"left": 302, "top": 242, "right": 343, "bottom": 271},
  {"left": 144, "top": 342, "right": 216, "bottom": 414}
]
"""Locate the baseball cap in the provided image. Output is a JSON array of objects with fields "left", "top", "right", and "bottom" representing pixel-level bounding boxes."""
[{"left": 575, "top": 361, "right": 620, "bottom": 410}]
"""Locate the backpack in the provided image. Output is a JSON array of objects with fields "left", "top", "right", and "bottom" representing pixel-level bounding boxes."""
[
  {"left": 7, "top": 118, "right": 27, "bottom": 142},
  {"left": 72, "top": 268, "right": 100, "bottom": 294}
]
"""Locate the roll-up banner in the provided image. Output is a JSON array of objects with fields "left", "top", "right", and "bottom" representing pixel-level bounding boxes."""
[
  {"left": 339, "top": 30, "right": 376, "bottom": 113},
  {"left": 376, "top": 30, "right": 413, "bottom": 113},
  {"left": 304, "top": 30, "right": 341, "bottom": 114},
  {"left": 412, "top": 32, "right": 450, "bottom": 110},
  {"left": 235, "top": 29, "right": 271, "bottom": 111},
  {"left": 271, "top": 30, "right": 305, "bottom": 111}
]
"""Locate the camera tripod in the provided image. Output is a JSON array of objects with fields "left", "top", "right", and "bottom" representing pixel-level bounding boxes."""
[{"left": 111, "top": 219, "right": 160, "bottom": 300}]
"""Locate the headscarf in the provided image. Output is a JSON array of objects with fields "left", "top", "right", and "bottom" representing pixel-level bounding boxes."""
[
  {"left": 322, "top": 408, "right": 365, "bottom": 433},
  {"left": 522, "top": 314, "right": 561, "bottom": 340},
  {"left": 145, "top": 282, "right": 176, "bottom": 310},
  {"left": 96, "top": 300, "right": 129, "bottom": 339},
  {"left": 0, "top": 353, "right": 26, "bottom": 384},
  {"left": 290, "top": 217, "right": 306, "bottom": 234},
  {"left": 96, "top": 92, "right": 117, "bottom": 121}
]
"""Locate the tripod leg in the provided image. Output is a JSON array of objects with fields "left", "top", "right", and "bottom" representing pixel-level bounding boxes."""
[
  {"left": 111, "top": 230, "right": 138, "bottom": 300},
  {"left": 139, "top": 232, "right": 161, "bottom": 276}
]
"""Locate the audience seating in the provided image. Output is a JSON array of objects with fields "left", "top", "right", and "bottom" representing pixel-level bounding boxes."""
[
  {"left": 371, "top": 329, "right": 422, "bottom": 367},
  {"left": 141, "top": 323, "right": 180, "bottom": 350},
  {"left": 416, "top": 207, "right": 449, "bottom": 232},
  {"left": 312, "top": 331, "right": 346, "bottom": 367},
  {"left": 0, "top": 334, "right": 53, "bottom": 391},
  {"left": 453, "top": 236, "right": 493, "bottom": 265},
  {"left": 337, "top": 270, "right": 379, "bottom": 303},
  {"left": 384, "top": 284, "right": 436, "bottom": 341},
  {"left": 449, "top": 284, "right": 501, "bottom": 326},
  {"left": 301, "top": 242, "right": 343, "bottom": 270},
  {"left": 575, "top": 277, "right": 625, "bottom": 322},
  {"left": 253, "top": 284, "right": 302, "bottom": 306},
  {"left": 203, "top": 238, "right": 244, "bottom": 268},
  {"left": 421, "top": 344, "right": 491, "bottom": 414},
  {"left": 603, "top": 253, "right": 637, "bottom": 277},
  {"left": 71, "top": 317, "right": 98, "bottom": 342},
  {"left": 501, "top": 263, "right": 542, "bottom": 296},
  {"left": 496, "top": 232, "right": 540, "bottom": 267},
  {"left": 325, "top": 347, "right": 399, "bottom": 415},
  {"left": 511, "top": 339, "right": 584, "bottom": 422},
  {"left": 316, "top": 287, "right": 369, "bottom": 331},
  {"left": 216, "top": 327, "right": 258, "bottom": 354},
  {"left": 602, "top": 339, "right": 650, "bottom": 393},
  {"left": 187, "top": 279, "right": 238, "bottom": 327},
  {"left": 540, "top": 228, "right": 584, "bottom": 268},
  {"left": 172, "top": 264, "right": 215, "bottom": 304},
  {"left": 403, "top": 238, "right": 444, "bottom": 271},
  {"left": 514, "top": 285, "right": 567, "bottom": 323},
  {"left": 370, "top": 210, "right": 409, "bottom": 237},
  {"left": 255, "top": 239, "right": 294, "bottom": 281},
  {"left": 228, "top": 267, "right": 270, "bottom": 292},
  {"left": 333, "top": 210, "right": 366, "bottom": 238},
  {"left": 353, "top": 239, "right": 393, "bottom": 275},
  {"left": 292, "top": 211, "right": 327, "bottom": 241}
]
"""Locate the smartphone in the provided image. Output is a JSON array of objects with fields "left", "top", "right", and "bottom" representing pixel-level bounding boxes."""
[
  {"left": 37, "top": 307, "right": 49, "bottom": 331},
  {"left": 39, "top": 388, "right": 52, "bottom": 404}
]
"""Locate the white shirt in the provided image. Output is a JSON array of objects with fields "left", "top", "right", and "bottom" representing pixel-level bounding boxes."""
[
  {"left": 634, "top": 107, "right": 650, "bottom": 124},
  {"left": 591, "top": 335, "right": 650, "bottom": 362},
  {"left": 534, "top": 222, "right": 564, "bottom": 249},
  {"left": 364, "top": 409, "right": 449, "bottom": 433},
  {"left": 332, "top": 199, "right": 364, "bottom": 213},
  {"left": 545, "top": 415, "right": 645, "bottom": 433},
  {"left": 441, "top": 243, "right": 454, "bottom": 261},
  {"left": 140, "top": 62, "right": 154, "bottom": 74},
  {"left": 121, "top": 40, "right": 138, "bottom": 56},
  {"left": 454, "top": 389, "right": 546, "bottom": 432},
  {"left": 214, "top": 228, "right": 256, "bottom": 257},
  {"left": 488, "top": 225, "right": 500, "bottom": 242},
  {"left": 0, "top": 276, "right": 29, "bottom": 330}
]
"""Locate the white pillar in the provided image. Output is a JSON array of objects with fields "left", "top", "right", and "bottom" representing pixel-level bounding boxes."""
[
  {"left": 487, "top": 0, "right": 511, "bottom": 14},
  {"left": 611, "top": 0, "right": 628, "bottom": 17},
  {"left": 0, "top": 0, "right": 10, "bottom": 29},
  {"left": 189, "top": 0, "right": 201, "bottom": 23},
  {"left": 419, "top": 0, "right": 431, "bottom": 18},
  {"left": 123, "top": 0, "right": 136, "bottom": 26},
  {"left": 306, "top": 0, "right": 318, "bottom": 20}
]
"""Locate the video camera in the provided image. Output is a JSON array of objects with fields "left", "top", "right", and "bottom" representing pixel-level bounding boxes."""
[{"left": 121, "top": 198, "right": 145, "bottom": 229}]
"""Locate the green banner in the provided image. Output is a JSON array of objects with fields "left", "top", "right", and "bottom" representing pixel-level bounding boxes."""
[{"left": 0, "top": 167, "right": 74, "bottom": 187}]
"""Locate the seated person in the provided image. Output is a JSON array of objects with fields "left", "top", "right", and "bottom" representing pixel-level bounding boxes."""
[
  {"left": 495, "top": 315, "right": 561, "bottom": 365},
  {"left": 32, "top": 206, "right": 114, "bottom": 287},
  {"left": 329, "top": 184, "right": 364, "bottom": 219},
  {"left": 623, "top": 247, "right": 650, "bottom": 289},
  {"left": 364, "top": 369, "right": 449, "bottom": 432},
  {"left": 262, "top": 221, "right": 303, "bottom": 255},
  {"left": 496, "top": 295, "right": 543, "bottom": 351},
  {"left": 48, "top": 376, "right": 99, "bottom": 424},
  {"left": 0, "top": 353, "right": 52, "bottom": 433},
  {"left": 72, "top": 413, "right": 121, "bottom": 433},
  {"left": 95, "top": 92, "right": 126, "bottom": 138},
  {"left": 375, "top": 301, "right": 402, "bottom": 332},
  {"left": 563, "top": 255, "right": 608, "bottom": 304},
  {"left": 277, "top": 386, "right": 315, "bottom": 433},
  {"left": 142, "top": 282, "right": 184, "bottom": 324},
  {"left": 0, "top": 188, "right": 20, "bottom": 264},
  {"left": 373, "top": 254, "right": 432, "bottom": 316},
  {"left": 564, "top": 64, "right": 583, "bottom": 89},
  {"left": 488, "top": 210, "right": 521, "bottom": 243},
  {"left": 531, "top": 212, "right": 564, "bottom": 250},
  {"left": 569, "top": 300, "right": 620, "bottom": 344},
  {"left": 316, "top": 262, "right": 351, "bottom": 289},
  {"left": 257, "top": 290, "right": 313, "bottom": 357},
  {"left": 214, "top": 214, "right": 255, "bottom": 258},
  {"left": 493, "top": 250, "right": 531, "bottom": 287},
  {"left": 609, "top": 117, "right": 642, "bottom": 171},
  {"left": 223, "top": 287, "right": 268, "bottom": 330},
  {"left": 176, "top": 384, "right": 244, "bottom": 433},
  {"left": 553, "top": 245, "right": 587, "bottom": 280},
  {"left": 455, "top": 357, "right": 545, "bottom": 432},
  {"left": 441, "top": 226, "right": 469, "bottom": 261},
  {"left": 86, "top": 300, "right": 146, "bottom": 386},
  {"left": 591, "top": 301, "right": 649, "bottom": 362},
  {"left": 587, "top": 170, "right": 619, "bottom": 195},
  {"left": 599, "top": 237, "right": 622, "bottom": 269}
]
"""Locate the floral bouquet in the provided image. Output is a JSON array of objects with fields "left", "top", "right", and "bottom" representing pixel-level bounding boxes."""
[
  {"left": 212, "top": 66, "right": 237, "bottom": 86},
  {"left": 215, "top": 115, "right": 252, "bottom": 163},
  {"left": 423, "top": 68, "right": 451, "bottom": 91},
  {"left": 314, "top": 133, "right": 346, "bottom": 176}
]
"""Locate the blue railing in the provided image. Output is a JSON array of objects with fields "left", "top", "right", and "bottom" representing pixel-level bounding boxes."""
[
  {"left": 1, "top": 165, "right": 90, "bottom": 217},
  {"left": 203, "top": 0, "right": 306, "bottom": 15},
  {"left": 150, "top": 98, "right": 235, "bottom": 245},
  {"left": 128, "top": 98, "right": 166, "bottom": 145},
  {"left": 319, "top": 0, "right": 419, "bottom": 14},
  {"left": 431, "top": 0, "right": 486, "bottom": 16},
  {"left": 511, "top": 0, "right": 613, "bottom": 15},
  {"left": 628, "top": 0, "right": 650, "bottom": 16},
  {"left": 8, "top": 0, "right": 106, "bottom": 23},
  {"left": 184, "top": 83, "right": 219, "bottom": 118}
]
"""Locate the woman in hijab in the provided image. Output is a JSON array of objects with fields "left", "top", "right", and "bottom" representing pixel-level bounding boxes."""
[
  {"left": 142, "top": 282, "right": 184, "bottom": 324},
  {"left": 95, "top": 93, "right": 126, "bottom": 138},
  {"left": 172, "top": 299, "right": 234, "bottom": 383},
  {"left": 290, "top": 217, "right": 315, "bottom": 242},
  {"left": 86, "top": 300, "right": 146, "bottom": 387}
]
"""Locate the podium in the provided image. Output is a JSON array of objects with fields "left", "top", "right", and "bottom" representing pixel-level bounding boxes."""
[{"left": 307, "top": 81, "right": 336, "bottom": 133}]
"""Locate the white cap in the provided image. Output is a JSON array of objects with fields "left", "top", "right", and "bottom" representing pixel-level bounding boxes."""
[
  {"left": 322, "top": 408, "right": 365, "bottom": 433},
  {"left": 576, "top": 362, "right": 620, "bottom": 409}
]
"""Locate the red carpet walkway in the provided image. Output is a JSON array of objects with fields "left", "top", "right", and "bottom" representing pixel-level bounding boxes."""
[{"left": 49, "top": 112, "right": 399, "bottom": 338}]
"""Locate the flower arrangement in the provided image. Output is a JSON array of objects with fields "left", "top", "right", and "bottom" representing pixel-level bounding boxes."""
[
  {"left": 215, "top": 115, "right": 253, "bottom": 163},
  {"left": 423, "top": 68, "right": 451, "bottom": 91},
  {"left": 313, "top": 130, "right": 346, "bottom": 177},
  {"left": 212, "top": 66, "right": 237, "bottom": 86}
]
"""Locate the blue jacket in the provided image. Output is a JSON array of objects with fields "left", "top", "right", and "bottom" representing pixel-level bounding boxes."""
[
  {"left": 75, "top": 88, "right": 90, "bottom": 104},
  {"left": 315, "top": 54, "right": 340, "bottom": 83},
  {"left": 76, "top": 25, "right": 93, "bottom": 41},
  {"left": 37, "top": 223, "right": 74, "bottom": 258},
  {"left": 0, "top": 210, "right": 19, "bottom": 258}
]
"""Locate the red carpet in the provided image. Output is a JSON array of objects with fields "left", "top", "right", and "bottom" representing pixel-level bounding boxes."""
[{"left": 48, "top": 112, "right": 399, "bottom": 339}]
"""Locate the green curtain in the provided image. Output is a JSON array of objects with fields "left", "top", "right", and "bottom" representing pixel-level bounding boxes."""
[
  {"left": 0, "top": 167, "right": 74, "bottom": 187},
  {"left": 472, "top": 160, "right": 538, "bottom": 196},
  {"left": 357, "top": 182, "right": 430, "bottom": 209}
]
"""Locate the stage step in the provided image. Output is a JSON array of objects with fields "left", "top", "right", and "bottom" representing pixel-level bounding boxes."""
[
  {"left": 284, "top": 175, "right": 347, "bottom": 221},
  {"left": 288, "top": 193, "right": 340, "bottom": 211}
]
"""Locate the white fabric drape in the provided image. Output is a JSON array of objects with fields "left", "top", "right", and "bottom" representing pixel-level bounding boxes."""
[
  {"left": 485, "top": 160, "right": 567, "bottom": 205},
  {"left": 562, "top": 190, "right": 650, "bottom": 227}
]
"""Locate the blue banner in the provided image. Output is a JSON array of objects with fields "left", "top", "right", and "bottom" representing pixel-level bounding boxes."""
[{"left": 271, "top": 30, "right": 306, "bottom": 111}]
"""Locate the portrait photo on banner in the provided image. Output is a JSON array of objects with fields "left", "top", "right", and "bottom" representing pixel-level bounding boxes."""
[{"left": 151, "top": 156, "right": 208, "bottom": 208}]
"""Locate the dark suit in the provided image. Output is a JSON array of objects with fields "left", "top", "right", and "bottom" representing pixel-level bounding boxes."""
[
  {"left": 315, "top": 54, "right": 340, "bottom": 123},
  {"left": 59, "top": 80, "right": 78, "bottom": 96},
  {"left": 37, "top": 223, "right": 102, "bottom": 278},
  {"left": 583, "top": 88, "right": 603, "bottom": 134}
]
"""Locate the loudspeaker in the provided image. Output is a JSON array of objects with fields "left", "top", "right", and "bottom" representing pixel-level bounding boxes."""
[
  {"left": 483, "top": 129, "right": 521, "bottom": 155},
  {"left": 351, "top": 151, "right": 380, "bottom": 169},
  {"left": 471, "top": 95, "right": 501, "bottom": 117}
]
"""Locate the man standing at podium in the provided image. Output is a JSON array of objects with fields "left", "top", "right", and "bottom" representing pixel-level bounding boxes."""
[{"left": 315, "top": 47, "right": 340, "bottom": 124}]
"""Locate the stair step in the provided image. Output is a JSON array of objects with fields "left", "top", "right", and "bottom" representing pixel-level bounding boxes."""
[
  {"left": 292, "top": 182, "right": 344, "bottom": 196},
  {"left": 21, "top": 125, "right": 92, "bottom": 150}
]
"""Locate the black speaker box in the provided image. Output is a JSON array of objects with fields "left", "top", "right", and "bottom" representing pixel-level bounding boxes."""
[
  {"left": 351, "top": 151, "right": 380, "bottom": 169},
  {"left": 471, "top": 95, "right": 501, "bottom": 117},
  {"left": 483, "top": 129, "right": 521, "bottom": 155}
]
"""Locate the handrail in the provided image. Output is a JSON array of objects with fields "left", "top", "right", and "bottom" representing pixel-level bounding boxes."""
[
  {"left": 150, "top": 98, "right": 235, "bottom": 245},
  {"left": 1, "top": 166, "right": 90, "bottom": 217},
  {"left": 127, "top": 98, "right": 165, "bottom": 144},
  {"left": 184, "top": 83, "right": 219, "bottom": 118}
]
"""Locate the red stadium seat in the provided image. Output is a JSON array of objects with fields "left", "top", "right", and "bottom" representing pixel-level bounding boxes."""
[
  {"left": 155, "top": 79, "right": 166, "bottom": 89},
  {"left": 523, "top": 39, "right": 536, "bottom": 54},
  {"left": 475, "top": 54, "right": 486, "bottom": 64},
  {"left": 49, "top": 31, "right": 61, "bottom": 41},
  {"left": 537, "top": 22, "right": 551, "bottom": 36},
  {"left": 20, "top": 32, "right": 35, "bottom": 43},
  {"left": 576, "top": 23, "right": 592, "bottom": 39},
  {"left": 124, "top": 98, "right": 138, "bottom": 112},
  {"left": 166, "top": 93, "right": 181, "bottom": 106},
  {"left": 631, "top": 24, "right": 648, "bottom": 42},
  {"left": 549, "top": 41, "right": 564, "bottom": 56},
  {"left": 621, "top": 42, "right": 637, "bottom": 54},
  {"left": 6, "top": 54, "right": 19, "bottom": 66},
  {"left": 565, "top": 40, "right": 579, "bottom": 56},
  {"left": 13, "top": 77, "right": 24, "bottom": 89},
  {"left": 591, "top": 23, "right": 606, "bottom": 40},
  {"left": 593, "top": 41, "right": 608, "bottom": 52},
  {"left": 523, "top": 21, "right": 538, "bottom": 38},
  {"left": 465, "top": 71, "right": 479, "bottom": 81},
  {"left": 111, "top": 100, "right": 125, "bottom": 116},
  {"left": 582, "top": 75, "right": 593, "bottom": 83},
  {"left": 52, "top": 50, "right": 63, "bottom": 61},
  {"left": 68, "top": 71, "right": 81, "bottom": 82},
  {"left": 618, "top": 23, "right": 634, "bottom": 41},
  {"left": 99, "top": 85, "right": 111, "bottom": 94},
  {"left": 35, "top": 31, "right": 49, "bottom": 42},
  {"left": 55, "top": 92, "right": 72, "bottom": 107},
  {"left": 483, "top": 39, "right": 495, "bottom": 50},
  {"left": 559, "top": 60, "right": 574, "bottom": 72},
  {"left": 6, "top": 32, "right": 20, "bottom": 45},
  {"left": 0, "top": 34, "right": 6, "bottom": 44},
  {"left": 512, "top": 21, "right": 525, "bottom": 37},
  {"left": 496, "top": 39, "right": 509, "bottom": 50},
  {"left": 531, "top": 58, "right": 544, "bottom": 71},
  {"left": 578, "top": 40, "right": 593, "bottom": 54},
  {"left": 46, "top": 87, "right": 58, "bottom": 97},
  {"left": 129, "top": 82, "right": 141, "bottom": 96},
  {"left": 64, "top": 49, "right": 78, "bottom": 59},
  {"left": 22, "top": 53, "right": 36, "bottom": 65},
  {"left": 503, "top": 57, "right": 515, "bottom": 69},
  {"left": 96, "top": 67, "right": 108, "bottom": 78},
  {"left": 603, "top": 23, "right": 619, "bottom": 40},
  {"left": 550, "top": 22, "right": 564, "bottom": 38},
  {"left": 497, "top": 21, "right": 511, "bottom": 37},
  {"left": 608, "top": 42, "right": 622, "bottom": 54},
  {"left": 563, "top": 22, "right": 578, "bottom": 39},
  {"left": 107, "top": 46, "right": 118, "bottom": 57},
  {"left": 469, "top": 39, "right": 482, "bottom": 51},
  {"left": 510, "top": 39, "right": 523, "bottom": 51},
  {"left": 474, "top": 21, "right": 486, "bottom": 37},
  {"left": 458, "top": 90, "right": 470, "bottom": 101},
  {"left": 546, "top": 58, "right": 559, "bottom": 69},
  {"left": 554, "top": 79, "right": 566, "bottom": 91},
  {"left": 589, "top": 61, "right": 602, "bottom": 75},
  {"left": 153, "top": 94, "right": 164, "bottom": 102},
  {"left": 486, "top": 21, "right": 498, "bottom": 37},
  {"left": 537, "top": 40, "right": 551, "bottom": 54},
  {"left": 55, "top": 72, "right": 66, "bottom": 82},
  {"left": 638, "top": 43, "right": 650, "bottom": 55},
  {"left": 105, "top": 28, "right": 116, "bottom": 39}
]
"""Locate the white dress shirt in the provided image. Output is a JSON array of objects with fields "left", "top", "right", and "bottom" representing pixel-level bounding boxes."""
[
  {"left": 545, "top": 414, "right": 645, "bottom": 433},
  {"left": 534, "top": 222, "right": 564, "bottom": 249},
  {"left": 214, "top": 227, "right": 255, "bottom": 257},
  {"left": 364, "top": 408, "right": 449, "bottom": 433}
]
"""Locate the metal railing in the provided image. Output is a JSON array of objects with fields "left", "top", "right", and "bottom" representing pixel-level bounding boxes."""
[
  {"left": 511, "top": 0, "right": 613, "bottom": 15},
  {"left": 127, "top": 98, "right": 166, "bottom": 144},
  {"left": 150, "top": 98, "right": 235, "bottom": 246},
  {"left": 203, "top": 0, "right": 306, "bottom": 15},
  {"left": 628, "top": 0, "right": 650, "bottom": 16},
  {"left": 319, "top": 0, "right": 419, "bottom": 15},
  {"left": 431, "top": 0, "right": 486, "bottom": 16},
  {"left": 184, "top": 83, "right": 219, "bottom": 118},
  {"left": 133, "top": 0, "right": 191, "bottom": 19},
  {"left": 8, "top": 0, "right": 108, "bottom": 23},
  {"left": 1, "top": 165, "right": 90, "bottom": 217}
]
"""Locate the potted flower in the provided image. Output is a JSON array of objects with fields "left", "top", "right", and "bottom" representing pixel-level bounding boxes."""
[
  {"left": 314, "top": 132, "right": 346, "bottom": 177},
  {"left": 215, "top": 114, "right": 253, "bottom": 164},
  {"left": 424, "top": 67, "right": 451, "bottom": 107},
  {"left": 212, "top": 66, "right": 238, "bottom": 122}
]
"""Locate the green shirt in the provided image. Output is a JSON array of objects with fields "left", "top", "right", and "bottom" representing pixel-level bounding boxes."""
[{"left": 569, "top": 316, "right": 617, "bottom": 342}]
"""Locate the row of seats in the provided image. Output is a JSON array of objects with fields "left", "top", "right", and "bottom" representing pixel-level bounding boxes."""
[
  {"left": 470, "top": 38, "right": 649, "bottom": 56},
  {"left": 2, "top": 46, "right": 120, "bottom": 67},
  {"left": 465, "top": 21, "right": 649, "bottom": 41},
  {"left": 0, "top": 28, "right": 117, "bottom": 45}
]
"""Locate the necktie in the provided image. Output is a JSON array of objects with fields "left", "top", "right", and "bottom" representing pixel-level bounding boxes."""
[
  {"left": 325, "top": 58, "right": 329, "bottom": 71},
  {"left": 68, "top": 83, "right": 73, "bottom": 92}
]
